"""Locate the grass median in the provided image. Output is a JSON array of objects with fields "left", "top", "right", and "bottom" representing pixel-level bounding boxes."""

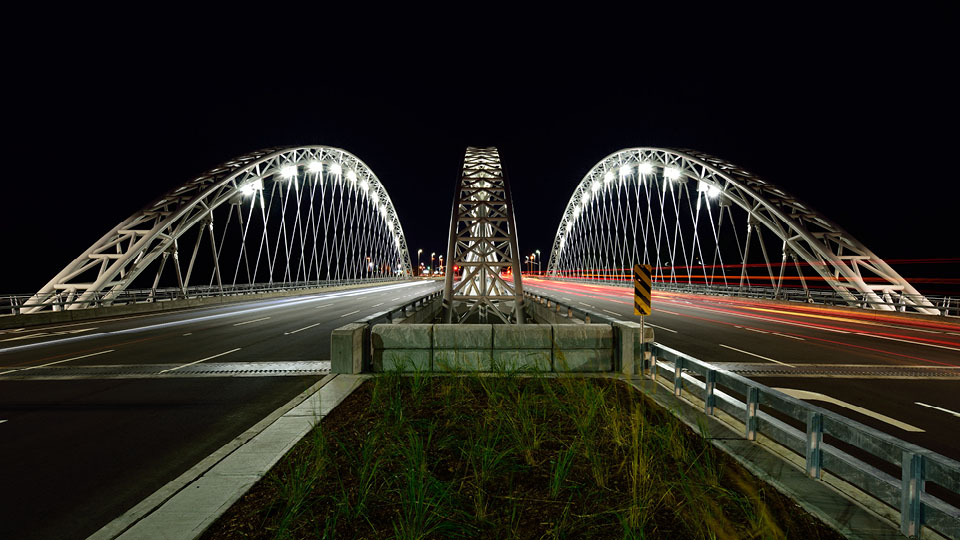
[{"left": 203, "top": 368, "right": 842, "bottom": 539}]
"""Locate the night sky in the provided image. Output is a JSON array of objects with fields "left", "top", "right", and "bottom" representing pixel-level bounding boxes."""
[{"left": 5, "top": 10, "right": 958, "bottom": 295}]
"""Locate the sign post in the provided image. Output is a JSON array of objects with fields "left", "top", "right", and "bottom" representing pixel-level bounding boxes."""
[{"left": 634, "top": 264, "right": 653, "bottom": 372}]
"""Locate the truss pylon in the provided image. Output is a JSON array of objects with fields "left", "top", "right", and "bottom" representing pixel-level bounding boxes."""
[{"left": 442, "top": 147, "right": 526, "bottom": 324}]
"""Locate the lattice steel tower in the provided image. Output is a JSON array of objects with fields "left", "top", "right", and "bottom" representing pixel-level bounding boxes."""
[{"left": 442, "top": 147, "right": 526, "bottom": 323}]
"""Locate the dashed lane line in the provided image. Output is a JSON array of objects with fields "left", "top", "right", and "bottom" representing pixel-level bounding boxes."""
[
  {"left": 775, "top": 388, "right": 925, "bottom": 433},
  {"left": 602, "top": 309, "right": 621, "bottom": 316},
  {"left": 0, "top": 349, "right": 115, "bottom": 375},
  {"left": 915, "top": 402, "right": 960, "bottom": 418},
  {"left": 719, "top": 344, "right": 794, "bottom": 368},
  {"left": 183, "top": 333, "right": 192, "bottom": 336},
  {"left": 233, "top": 317, "right": 271, "bottom": 326},
  {"left": 284, "top": 323, "right": 322, "bottom": 335},
  {"left": 745, "top": 327, "right": 769, "bottom": 334},
  {"left": 340, "top": 310, "right": 361, "bottom": 318},
  {"left": 773, "top": 332, "right": 805, "bottom": 340},
  {"left": 372, "top": 303, "right": 384, "bottom": 307},
  {"left": 159, "top": 348, "right": 241, "bottom": 373}
]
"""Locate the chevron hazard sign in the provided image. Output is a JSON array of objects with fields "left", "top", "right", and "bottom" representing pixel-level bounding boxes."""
[{"left": 634, "top": 264, "right": 652, "bottom": 316}]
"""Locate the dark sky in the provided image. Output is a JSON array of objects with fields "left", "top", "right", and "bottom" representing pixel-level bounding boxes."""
[{"left": 4, "top": 10, "right": 957, "bottom": 294}]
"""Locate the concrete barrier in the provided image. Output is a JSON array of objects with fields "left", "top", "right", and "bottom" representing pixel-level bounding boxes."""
[
  {"left": 330, "top": 323, "right": 367, "bottom": 374},
  {"left": 613, "top": 321, "right": 655, "bottom": 376},
  {"left": 371, "top": 324, "right": 432, "bottom": 371}
]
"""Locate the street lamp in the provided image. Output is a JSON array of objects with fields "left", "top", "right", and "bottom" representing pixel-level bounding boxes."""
[
  {"left": 525, "top": 255, "right": 530, "bottom": 273},
  {"left": 438, "top": 255, "right": 444, "bottom": 275},
  {"left": 536, "top": 249, "right": 541, "bottom": 275},
  {"left": 430, "top": 252, "right": 435, "bottom": 276},
  {"left": 417, "top": 249, "right": 423, "bottom": 276}
]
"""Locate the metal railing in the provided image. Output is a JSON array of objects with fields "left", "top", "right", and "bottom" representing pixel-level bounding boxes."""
[
  {"left": 1, "top": 278, "right": 407, "bottom": 315},
  {"left": 644, "top": 342, "right": 960, "bottom": 539},
  {"left": 522, "top": 290, "right": 618, "bottom": 325},
  {"left": 357, "top": 290, "right": 443, "bottom": 326},
  {"left": 540, "top": 277, "right": 960, "bottom": 317}
]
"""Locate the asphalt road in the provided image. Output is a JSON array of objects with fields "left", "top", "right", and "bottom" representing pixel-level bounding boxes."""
[
  {"left": 0, "top": 280, "right": 441, "bottom": 540},
  {"left": 523, "top": 278, "right": 960, "bottom": 461}
]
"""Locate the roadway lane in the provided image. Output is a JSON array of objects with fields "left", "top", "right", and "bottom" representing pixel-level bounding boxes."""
[
  {"left": 0, "top": 280, "right": 441, "bottom": 540},
  {"left": 524, "top": 278, "right": 960, "bottom": 460}
]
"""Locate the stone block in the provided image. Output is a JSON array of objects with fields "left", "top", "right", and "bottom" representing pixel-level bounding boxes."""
[
  {"left": 552, "top": 324, "right": 613, "bottom": 349},
  {"left": 377, "top": 349, "right": 431, "bottom": 372},
  {"left": 493, "top": 349, "right": 552, "bottom": 372},
  {"left": 371, "top": 323, "right": 432, "bottom": 349},
  {"left": 331, "top": 323, "right": 366, "bottom": 374},
  {"left": 433, "top": 349, "right": 492, "bottom": 371},
  {"left": 433, "top": 324, "right": 492, "bottom": 349},
  {"left": 493, "top": 324, "right": 552, "bottom": 349},
  {"left": 553, "top": 349, "right": 613, "bottom": 372}
]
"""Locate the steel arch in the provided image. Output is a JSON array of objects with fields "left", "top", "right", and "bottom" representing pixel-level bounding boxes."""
[
  {"left": 25, "top": 146, "right": 413, "bottom": 312},
  {"left": 546, "top": 148, "right": 939, "bottom": 315}
]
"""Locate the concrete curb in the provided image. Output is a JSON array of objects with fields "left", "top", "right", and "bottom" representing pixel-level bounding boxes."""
[
  {"left": 622, "top": 375, "right": 914, "bottom": 539},
  {"left": 88, "top": 374, "right": 369, "bottom": 540}
]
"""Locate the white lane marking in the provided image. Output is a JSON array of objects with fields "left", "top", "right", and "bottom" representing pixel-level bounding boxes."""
[
  {"left": 775, "top": 388, "right": 925, "bottom": 433},
  {"left": 773, "top": 332, "right": 805, "bottom": 340},
  {"left": 0, "top": 419, "right": 6, "bottom": 424},
  {"left": 657, "top": 309, "right": 681, "bottom": 315},
  {"left": 159, "top": 348, "right": 241, "bottom": 373},
  {"left": 314, "top": 303, "right": 330, "bottom": 309},
  {"left": 854, "top": 333, "right": 960, "bottom": 353},
  {"left": 915, "top": 402, "right": 960, "bottom": 418},
  {"left": 285, "top": 323, "right": 322, "bottom": 335},
  {"left": 948, "top": 332, "right": 960, "bottom": 337},
  {"left": 233, "top": 317, "right": 271, "bottom": 326},
  {"left": 578, "top": 302, "right": 593, "bottom": 307},
  {"left": 719, "top": 344, "right": 794, "bottom": 368},
  {"left": 372, "top": 302, "right": 384, "bottom": 307},
  {"left": 183, "top": 333, "right": 192, "bottom": 336},
  {"left": 561, "top": 297, "right": 571, "bottom": 301},
  {"left": 392, "top": 297, "right": 401, "bottom": 301},
  {"left": 0, "top": 349, "right": 116, "bottom": 375},
  {"left": 745, "top": 327, "right": 769, "bottom": 334},
  {"left": 602, "top": 309, "right": 621, "bottom": 316},
  {"left": 340, "top": 310, "right": 361, "bottom": 318},
  {"left": 0, "top": 327, "right": 98, "bottom": 343},
  {"left": 645, "top": 323, "right": 677, "bottom": 334}
]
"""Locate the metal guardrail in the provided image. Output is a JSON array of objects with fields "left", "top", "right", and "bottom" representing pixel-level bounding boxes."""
[
  {"left": 541, "top": 277, "right": 960, "bottom": 317},
  {"left": 1, "top": 278, "right": 406, "bottom": 315},
  {"left": 644, "top": 342, "right": 960, "bottom": 539},
  {"left": 357, "top": 290, "right": 443, "bottom": 326},
  {"left": 522, "top": 290, "right": 617, "bottom": 325}
]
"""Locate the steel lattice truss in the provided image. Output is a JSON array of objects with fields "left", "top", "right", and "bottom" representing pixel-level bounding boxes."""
[
  {"left": 442, "top": 147, "right": 526, "bottom": 323},
  {"left": 547, "top": 148, "right": 939, "bottom": 315},
  {"left": 25, "top": 146, "right": 413, "bottom": 312}
]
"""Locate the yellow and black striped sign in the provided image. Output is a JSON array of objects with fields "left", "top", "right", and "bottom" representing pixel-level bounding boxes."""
[{"left": 634, "top": 264, "right": 652, "bottom": 315}]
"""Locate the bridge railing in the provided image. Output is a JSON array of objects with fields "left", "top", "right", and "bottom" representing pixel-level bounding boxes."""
[
  {"left": 536, "top": 276, "right": 960, "bottom": 317},
  {"left": 1, "top": 278, "right": 407, "bottom": 315},
  {"left": 645, "top": 342, "right": 960, "bottom": 539}
]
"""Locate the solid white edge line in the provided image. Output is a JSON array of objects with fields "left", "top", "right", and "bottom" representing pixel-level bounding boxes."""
[
  {"left": 233, "top": 317, "right": 271, "bottom": 326},
  {"left": 774, "top": 388, "right": 925, "bottom": 433},
  {"left": 719, "top": 344, "right": 795, "bottom": 368},
  {"left": 0, "top": 349, "right": 116, "bottom": 375},
  {"left": 915, "top": 402, "right": 960, "bottom": 418},
  {"left": 159, "top": 348, "right": 241, "bottom": 373},
  {"left": 855, "top": 333, "right": 960, "bottom": 352},
  {"left": 284, "top": 323, "right": 322, "bottom": 335}
]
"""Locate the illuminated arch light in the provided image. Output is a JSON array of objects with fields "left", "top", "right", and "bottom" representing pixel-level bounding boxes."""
[
  {"left": 359, "top": 179, "right": 369, "bottom": 192},
  {"left": 307, "top": 161, "right": 323, "bottom": 173},
  {"left": 370, "top": 192, "right": 380, "bottom": 205},
  {"left": 280, "top": 165, "right": 298, "bottom": 178},
  {"left": 591, "top": 181, "right": 601, "bottom": 193},
  {"left": 581, "top": 191, "right": 591, "bottom": 205},
  {"left": 329, "top": 162, "right": 342, "bottom": 175},
  {"left": 604, "top": 170, "right": 614, "bottom": 182},
  {"left": 664, "top": 167, "right": 681, "bottom": 180},
  {"left": 638, "top": 162, "right": 654, "bottom": 175},
  {"left": 573, "top": 206, "right": 581, "bottom": 218},
  {"left": 346, "top": 169, "right": 357, "bottom": 182},
  {"left": 620, "top": 164, "right": 632, "bottom": 176},
  {"left": 240, "top": 179, "right": 263, "bottom": 196}
]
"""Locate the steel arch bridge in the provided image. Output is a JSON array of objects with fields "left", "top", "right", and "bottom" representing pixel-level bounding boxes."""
[
  {"left": 547, "top": 148, "right": 939, "bottom": 315},
  {"left": 24, "top": 146, "right": 413, "bottom": 312}
]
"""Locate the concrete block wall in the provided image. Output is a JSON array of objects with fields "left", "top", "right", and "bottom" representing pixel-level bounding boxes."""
[{"left": 364, "top": 323, "right": 617, "bottom": 373}]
